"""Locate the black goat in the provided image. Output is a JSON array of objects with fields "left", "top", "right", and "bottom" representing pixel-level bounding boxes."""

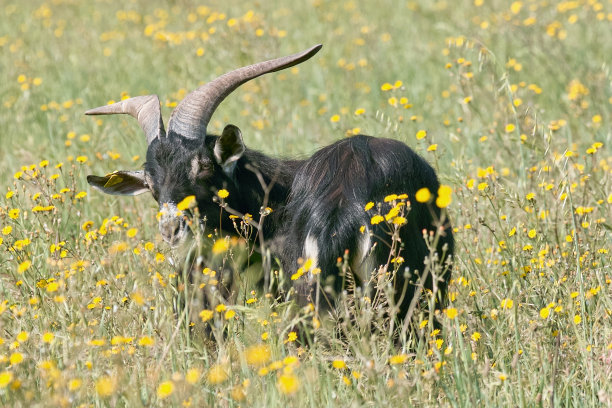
[{"left": 86, "top": 44, "right": 453, "bottom": 322}]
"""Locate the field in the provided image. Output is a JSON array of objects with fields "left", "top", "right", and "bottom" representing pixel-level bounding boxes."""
[{"left": 1, "top": 0, "right": 611, "bottom": 406}]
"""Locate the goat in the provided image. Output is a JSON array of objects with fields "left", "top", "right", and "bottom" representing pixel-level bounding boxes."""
[{"left": 86, "top": 44, "right": 453, "bottom": 323}]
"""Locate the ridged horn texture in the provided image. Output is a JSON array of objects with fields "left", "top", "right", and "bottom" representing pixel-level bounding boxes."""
[
  {"left": 85, "top": 95, "right": 165, "bottom": 145},
  {"left": 168, "top": 44, "right": 323, "bottom": 139}
]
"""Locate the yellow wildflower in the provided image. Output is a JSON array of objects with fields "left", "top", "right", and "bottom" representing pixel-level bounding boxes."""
[{"left": 157, "top": 380, "right": 174, "bottom": 399}]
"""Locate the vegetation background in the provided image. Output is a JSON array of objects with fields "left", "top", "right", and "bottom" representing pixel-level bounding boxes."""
[{"left": 0, "top": 0, "right": 610, "bottom": 406}]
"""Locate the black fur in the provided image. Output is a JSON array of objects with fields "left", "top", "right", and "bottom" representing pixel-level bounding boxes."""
[{"left": 279, "top": 136, "right": 453, "bottom": 317}]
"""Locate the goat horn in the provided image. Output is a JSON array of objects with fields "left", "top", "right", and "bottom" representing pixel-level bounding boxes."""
[
  {"left": 168, "top": 44, "right": 322, "bottom": 139},
  {"left": 85, "top": 95, "right": 166, "bottom": 145}
]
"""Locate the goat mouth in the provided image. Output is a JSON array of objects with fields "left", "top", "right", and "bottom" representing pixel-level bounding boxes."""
[{"left": 161, "top": 222, "right": 190, "bottom": 247}]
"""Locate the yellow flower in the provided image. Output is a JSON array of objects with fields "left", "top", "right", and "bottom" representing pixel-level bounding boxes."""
[
  {"left": 18, "top": 260, "right": 31, "bottom": 274},
  {"left": 436, "top": 185, "right": 452, "bottom": 208},
  {"left": 207, "top": 364, "right": 229, "bottom": 385},
  {"left": 539, "top": 307, "right": 550, "bottom": 319},
  {"left": 212, "top": 238, "right": 229, "bottom": 254},
  {"left": 505, "top": 123, "right": 515, "bottom": 132},
  {"left": 231, "top": 385, "right": 247, "bottom": 401},
  {"left": 224, "top": 309, "right": 236, "bottom": 320},
  {"left": 330, "top": 114, "right": 340, "bottom": 123},
  {"left": 245, "top": 344, "right": 271, "bottom": 367},
  {"left": 42, "top": 332, "right": 54, "bottom": 343},
  {"left": 380, "top": 82, "right": 393, "bottom": 91},
  {"left": 199, "top": 309, "right": 214, "bottom": 322},
  {"left": 138, "top": 336, "right": 155, "bottom": 346},
  {"left": 354, "top": 108, "right": 365, "bottom": 115},
  {"left": 0, "top": 372, "right": 13, "bottom": 388},
  {"left": 9, "top": 352, "right": 23, "bottom": 365},
  {"left": 8, "top": 209, "right": 19, "bottom": 219},
  {"left": 415, "top": 187, "right": 431, "bottom": 203},
  {"left": 389, "top": 354, "right": 408, "bottom": 365},
  {"left": 364, "top": 201, "right": 374, "bottom": 211},
  {"left": 96, "top": 376, "right": 116, "bottom": 397},
  {"left": 217, "top": 189, "right": 229, "bottom": 199},
  {"left": 500, "top": 298, "right": 514, "bottom": 309},
  {"left": 471, "top": 332, "right": 481, "bottom": 341},
  {"left": 393, "top": 216, "right": 407, "bottom": 225},
  {"left": 68, "top": 379, "right": 82, "bottom": 391},
  {"left": 16, "top": 331, "right": 29, "bottom": 343},
  {"left": 186, "top": 368, "right": 200, "bottom": 385},
  {"left": 131, "top": 291, "right": 145, "bottom": 306},
  {"left": 416, "top": 129, "right": 427, "bottom": 140},
  {"left": 332, "top": 360, "right": 346, "bottom": 369},
  {"left": 286, "top": 331, "right": 297, "bottom": 343},
  {"left": 446, "top": 308, "right": 458, "bottom": 319},
  {"left": 157, "top": 380, "right": 174, "bottom": 399},
  {"left": 528, "top": 229, "right": 537, "bottom": 239},
  {"left": 573, "top": 314, "right": 581, "bottom": 324},
  {"left": 477, "top": 182, "right": 488, "bottom": 191},
  {"left": 370, "top": 215, "right": 384, "bottom": 225},
  {"left": 109, "top": 241, "right": 128, "bottom": 254},
  {"left": 384, "top": 205, "right": 400, "bottom": 221},
  {"left": 76, "top": 155, "right": 88, "bottom": 163},
  {"left": 277, "top": 373, "right": 299, "bottom": 395}
]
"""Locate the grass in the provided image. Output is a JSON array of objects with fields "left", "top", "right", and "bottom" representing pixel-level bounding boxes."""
[{"left": 0, "top": 0, "right": 610, "bottom": 406}]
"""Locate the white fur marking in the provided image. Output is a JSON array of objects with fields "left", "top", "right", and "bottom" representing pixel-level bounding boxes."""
[
  {"left": 303, "top": 233, "right": 319, "bottom": 281},
  {"left": 190, "top": 157, "right": 200, "bottom": 181},
  {"left": 353, "top": 229, "right": 374, "bottom": 283}
]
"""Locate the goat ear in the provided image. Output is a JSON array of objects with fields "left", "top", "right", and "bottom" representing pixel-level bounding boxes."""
[
  {"left": 214, "top": 124, "right": 245, "bottom": 173},
  {"left": 87, "top": 170, "right": 149, "bottom": 196}
]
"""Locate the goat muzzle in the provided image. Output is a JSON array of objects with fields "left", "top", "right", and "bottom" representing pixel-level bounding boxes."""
[{"left": 158, "top": 203, "right": 189, "bottom": 247}]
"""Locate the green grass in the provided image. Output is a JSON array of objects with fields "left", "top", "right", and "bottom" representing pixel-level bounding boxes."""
[{"left": 0, "top": 0, "right": 610, "bottom": 406}]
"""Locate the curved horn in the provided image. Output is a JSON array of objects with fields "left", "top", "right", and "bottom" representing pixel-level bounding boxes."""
[
  {"left": 85, "top": 95, "right": 166, "bottom": 145},
  {"left": 168, "top": 44, "right": 323, "bottom": 139}
]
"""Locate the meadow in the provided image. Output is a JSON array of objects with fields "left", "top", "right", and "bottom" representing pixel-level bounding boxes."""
[{"left": 0, "top": 0, "right": 611, "bottom": 406}]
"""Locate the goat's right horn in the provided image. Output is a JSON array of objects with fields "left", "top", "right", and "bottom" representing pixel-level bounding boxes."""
[
  {"left": 85, "top": 95, "right": 166, "bottom": 145},
  {"left": 168, "top": 44, "right": 322, "bottom": 140}
]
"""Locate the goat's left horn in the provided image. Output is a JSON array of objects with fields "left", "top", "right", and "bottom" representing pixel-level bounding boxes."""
[
  {"left": 85, "top": 95, "right": 166, "bottom": 145},
  {"left": 168, "top": 44, "right": 322, "bottom": 140}
]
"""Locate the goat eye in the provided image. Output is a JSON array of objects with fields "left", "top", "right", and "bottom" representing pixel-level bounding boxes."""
[{"left": 196, "top": 161, "right": 213, "bottom": 179}]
